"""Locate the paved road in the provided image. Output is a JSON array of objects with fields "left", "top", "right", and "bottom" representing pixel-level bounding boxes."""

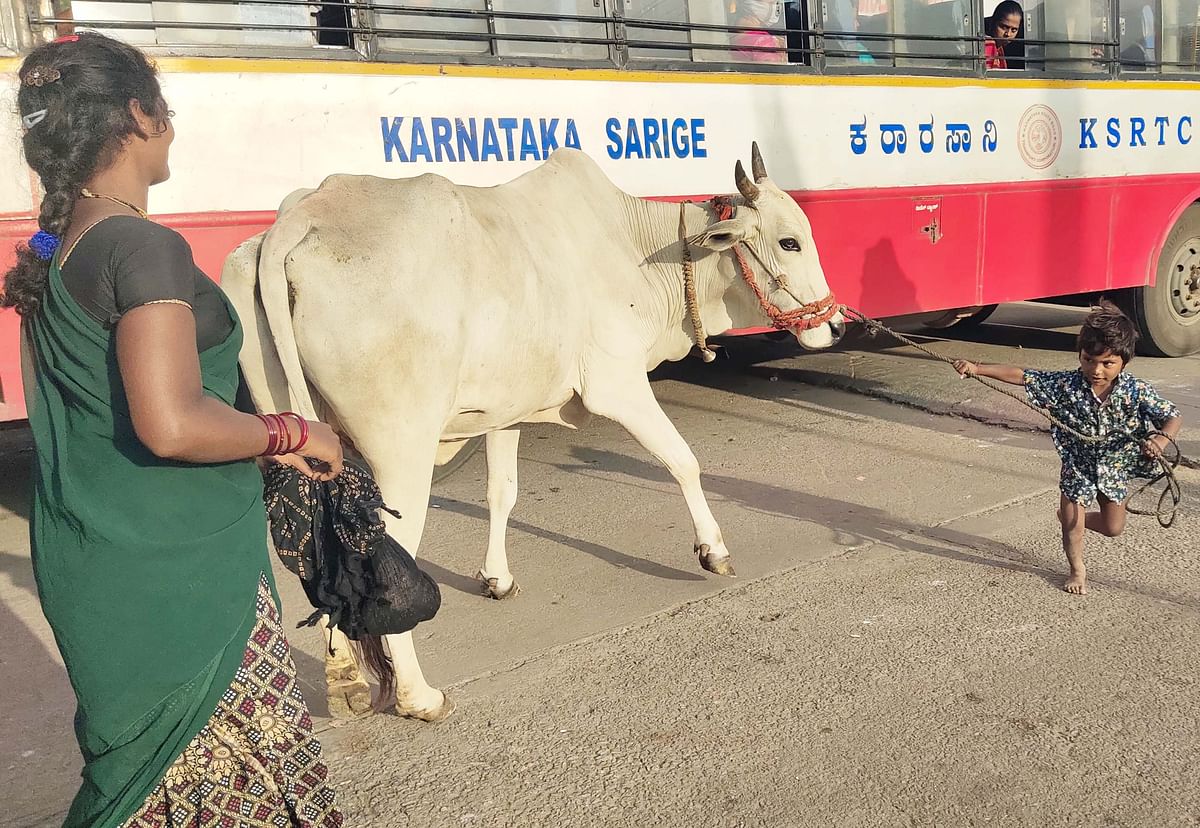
[{"left": 2, "top": 303, "right": 1197, "bottom": 827}]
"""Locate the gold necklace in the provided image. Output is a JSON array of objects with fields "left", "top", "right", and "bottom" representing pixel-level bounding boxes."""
[{"left": 80, "top": 188, "right": 148, "bottom": 219}]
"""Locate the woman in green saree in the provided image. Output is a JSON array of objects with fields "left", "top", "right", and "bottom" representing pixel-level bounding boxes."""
[{"left": 4, "top": 32, "right": 346, "bottom": 828}]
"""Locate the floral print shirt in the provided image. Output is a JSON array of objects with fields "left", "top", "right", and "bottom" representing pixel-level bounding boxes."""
[{"left": 1023, "top": 369, "right": 1180, "bottom": 505}]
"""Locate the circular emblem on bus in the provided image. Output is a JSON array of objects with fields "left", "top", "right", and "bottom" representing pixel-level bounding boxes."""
[{"left": 1017, "top": 105, "right": 1062, "bottom": 170}]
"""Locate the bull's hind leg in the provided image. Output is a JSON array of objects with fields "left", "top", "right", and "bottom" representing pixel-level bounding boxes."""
[
  {"left": 479, "top": 429, "right": 521, "bottom": 599},
  {"left": 581, "top": 369, "right": 734, "bottom": 576}
]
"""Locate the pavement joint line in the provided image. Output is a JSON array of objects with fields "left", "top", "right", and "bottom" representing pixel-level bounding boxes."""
[{"left": 790, "top": 370, "right": 1050, "bottom": 436}]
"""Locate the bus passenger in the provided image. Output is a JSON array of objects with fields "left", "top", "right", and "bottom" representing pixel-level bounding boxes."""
[
  {"left": 732, "top": 0, "right": 787, "bottom": 63},
  {"left": 953, "top": 303, "right": 1182, "bottom": 597},
  {"left": 984, "top": 0, "right": 1023, "bottom": 69},
  {"left": 4, "top": 32, "right": 346, "bottom": 827}
]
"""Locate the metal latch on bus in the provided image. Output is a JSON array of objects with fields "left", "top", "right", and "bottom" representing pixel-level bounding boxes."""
[
  {"left": 913, "top": 198, "right": 943, "bottom": 244},
  {"left": 922, "top": 218, "right": 942, "bottom": 244}
]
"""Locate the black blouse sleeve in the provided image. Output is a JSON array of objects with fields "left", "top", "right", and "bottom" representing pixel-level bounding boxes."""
[{"left": 110, "top": 222, "right": 199, "bottom": 317}]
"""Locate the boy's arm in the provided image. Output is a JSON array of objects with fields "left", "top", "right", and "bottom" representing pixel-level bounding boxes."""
[
  {"left": 1159, "top": 415, "right": 1182, "bottom": 439},
  {"left": 952, "top": 360, "right": 1027, "bottom": 386},
  {"left": 1138, "top": 380, "right": 1182, "bottom": 457}
]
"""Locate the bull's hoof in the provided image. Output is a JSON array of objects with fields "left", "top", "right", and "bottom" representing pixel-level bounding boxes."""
[
  {"left": 478, "top": 571, "right": 521, "bottom": 600},
  {"left": 397, "top": 691, "right": 456, "bottom": 723},
  {"left": 326, "top": 679, "right": 375, "bottom": 721},
  {"left": 697, "top": 544, "right": 737, "bottom": 577}
]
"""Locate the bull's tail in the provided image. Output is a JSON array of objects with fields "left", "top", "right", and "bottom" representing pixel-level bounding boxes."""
[
  {"left": 256, "top": 214, "right": 319, "bottom": 421},
  {"left": 243, "top": 216, "right": 398, "bottom": 702}
]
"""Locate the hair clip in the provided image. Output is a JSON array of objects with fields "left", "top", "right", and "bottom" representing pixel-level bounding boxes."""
[
  {"left": 21, "top": 109, "right": 48, "bottom": 130},
  {"left": 28, "top": 230, "right": 61, "bottom": 261},
  {"left": 52, "top": 34, "right": 80, "bottom": 43},
  {"left": 23, "top": 66, "right": 61, "bottom": 87}
]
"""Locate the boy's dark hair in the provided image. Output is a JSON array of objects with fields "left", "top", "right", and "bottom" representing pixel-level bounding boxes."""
[
  {"left": 1078, "top": 299, "right": 1139, "bottom": 363},
  {"left": 2, "top": 32, "right": 168, "bottom": 318}
]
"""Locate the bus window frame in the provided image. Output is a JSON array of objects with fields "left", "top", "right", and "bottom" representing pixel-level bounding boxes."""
[{"left": 9, "top": 0, "right": 1200, "bottom": 80}]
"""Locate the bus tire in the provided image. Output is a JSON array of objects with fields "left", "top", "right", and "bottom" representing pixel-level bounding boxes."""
[
  {"left": 1122, "top": 205, "right": 1200, "bottom": 357},
  {"left": 432, "top": 435, "right": 484, "bottom": 484}
]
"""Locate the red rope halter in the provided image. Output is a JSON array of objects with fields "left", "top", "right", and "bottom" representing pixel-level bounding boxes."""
[{"left": 710, "top": 197, "right": 839, "bottom": 333}]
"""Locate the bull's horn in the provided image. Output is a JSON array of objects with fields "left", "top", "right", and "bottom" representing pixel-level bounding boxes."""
[
  {"left": 735, "top": 160, "right": 760, "bottom": 203},
  {"left": 751, "top": 141, "right": 768, "bottom": 183}
]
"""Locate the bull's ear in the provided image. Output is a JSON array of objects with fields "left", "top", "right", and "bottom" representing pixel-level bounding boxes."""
[{"left": 691, "top": 218, "right": 750, "bottom": 252}]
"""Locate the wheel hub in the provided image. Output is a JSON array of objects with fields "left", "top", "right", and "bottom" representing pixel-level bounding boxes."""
[{"left": 1167, "top": 236, "right": 1200, "bottom": 323}]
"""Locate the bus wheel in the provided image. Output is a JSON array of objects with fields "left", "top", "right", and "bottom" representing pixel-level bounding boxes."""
[
  {"left": 1122, "top": 205, "right": 1200, "bottom": 357},
  {"left": 432, "top": 435, "right": 484, "bottom": 484}
]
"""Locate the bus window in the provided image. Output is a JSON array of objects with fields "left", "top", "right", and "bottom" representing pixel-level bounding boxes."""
[
  {"left": 1118, "top": 0, "right": 1160, "bottom": 69},
  {"left": 67, "top": 0, "right": 316, "bottom": 47},
  {"left": 729, "top": 0, "right": 788, "bottom": 63},
  {"left": 624, "top": 2, "right": 806, "bottom": 66},
  {"left": 374, "top": 0, "right": 490, "bottom": 56},
  {"left": 624, "top": 0, "right": 693, "bottom": 62},
  {"left": 823, "top": 0, "right": 974, "bottom": 68},
  {"left": 372, "top": 1, "right": 608, "bottom": 59},
  {"left": 897, "top": 0, "right": 973, "bottom": 68},
  {"left": 1162, "top": 0, "right": 1200, "bottom": 71},
  {"left": 492, "top": 0, "right": 609, "bottom": 59},
  {"left": 1024, "top": 0, "right": 1113, "bottom": 71}
]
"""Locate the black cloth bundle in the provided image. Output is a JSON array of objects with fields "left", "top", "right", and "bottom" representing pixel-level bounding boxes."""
[{"left": 262, "top": 458, "right": 440, "bottom": 639}]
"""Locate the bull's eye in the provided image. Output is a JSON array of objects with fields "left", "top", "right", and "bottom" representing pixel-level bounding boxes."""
[{"left": 779, "top": 238, "right": 801, "bottom": 252}]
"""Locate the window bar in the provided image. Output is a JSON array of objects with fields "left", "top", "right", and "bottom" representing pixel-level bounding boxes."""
[
  {"left": 812, "top": 1, "right": 828, "bottom": 74},
  {"left": 610, "top": 0, "right": 628, "bottom": 69},
  {"left": 354, "top": 0, "right": 379, "bottom": 61},
  {"left": 483, "top": 0, "right": 497, "bottom": 60}
]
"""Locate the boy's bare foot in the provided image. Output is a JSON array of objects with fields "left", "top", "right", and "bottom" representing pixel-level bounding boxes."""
[{"left": 1064, "top": 570, "right": 1087, "bottom": 595}]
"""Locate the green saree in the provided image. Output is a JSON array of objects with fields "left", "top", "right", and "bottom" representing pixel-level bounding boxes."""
[{"left": 24, "top": 253, "right": 271, "bottom": 828}]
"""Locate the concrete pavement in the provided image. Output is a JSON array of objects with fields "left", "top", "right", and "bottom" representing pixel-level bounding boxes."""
[{"left": 1, "top": 302, "right": 1197, "bottom": 827}]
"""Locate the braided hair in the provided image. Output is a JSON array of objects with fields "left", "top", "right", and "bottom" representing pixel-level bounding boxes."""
[{"left": 2, "top": 32, "right": 169, "bottom": 317}]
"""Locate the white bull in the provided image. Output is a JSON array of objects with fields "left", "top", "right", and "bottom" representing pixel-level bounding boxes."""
[{"left": 222, "top": 143, "right": 845, "bottom": 722}]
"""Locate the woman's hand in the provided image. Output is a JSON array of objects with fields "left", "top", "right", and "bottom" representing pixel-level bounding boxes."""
[
  {"left": 284, "top": 419, "right": 344, "bottom": 481},
  {"left": 953, "top": 359, "right": 978, "bottom": 378}
]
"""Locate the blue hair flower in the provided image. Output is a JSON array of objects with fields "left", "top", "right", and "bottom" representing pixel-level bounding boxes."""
[{"left": 28, "top": 230, "right": 60, "bottom": 261}]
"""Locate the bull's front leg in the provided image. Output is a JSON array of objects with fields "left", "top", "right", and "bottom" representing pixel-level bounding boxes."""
[
  {"left": 478, "top": 429, "right": 521, "bottom": 600},
  {"left": 581, "top": 371, "right": 734, "bottom": 576}
]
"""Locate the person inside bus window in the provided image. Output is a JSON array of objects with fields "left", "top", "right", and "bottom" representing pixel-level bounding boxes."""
[
  {"left": 731, "top": 0, "right": 787, "bottom": 63},
  {"left": 984, "top": 0, "right": 1023, "bottom": 69}
]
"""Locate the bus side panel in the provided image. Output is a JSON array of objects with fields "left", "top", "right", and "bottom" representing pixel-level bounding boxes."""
[
  {"left": 794, "top": 191, "right": 983, "bottom": 318},
  {"left": 169, "top": 212, "right": 278, "bottom": 285},
  {"left": 0, "top": 220, "right": 36, "bottom": 423},
  {"left": 1109, "top": 177, "right": 1200, "bottom": 290},
  {"left": 0, "top": 214, "right": 274, "bottom": 423},
  {"left": 979, "top": 182, "right": 1114, "bottom": 306}
]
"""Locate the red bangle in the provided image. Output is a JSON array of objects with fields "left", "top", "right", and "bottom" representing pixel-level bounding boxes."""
[
  {"left": 281, "top": 412, "right": 309, "bottom": 454},
  {"left": 272, "top": 413, "right": 293, "bottom": 455},
  {"left": 255, "top": 414, "right": 280, "bottom": 456}
]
